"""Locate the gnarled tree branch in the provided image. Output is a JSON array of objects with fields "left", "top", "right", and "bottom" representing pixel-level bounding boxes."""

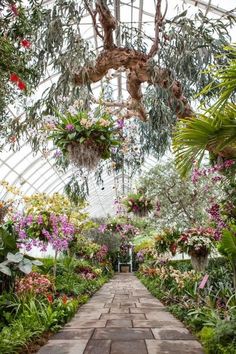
[
  {"left": 95, "top": 0, "right": 117, "bottom": 49},
  {"left": 148, "top": 0, "right": 163, "bottom": 58},
  {"left": 74, "top": 1, "right": 194, "bottom": 121},
  {"left": 84, "top": 0, "right": 104, "bottom": 40}
]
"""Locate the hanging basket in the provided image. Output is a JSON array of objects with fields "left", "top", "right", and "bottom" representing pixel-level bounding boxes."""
[
  {"left": 67, "top": 140, "right": 107, "bottom": 170},
  {"left": 133, "top": 209, "right": 149, "bottom": 218},
  {"left": 190, "top": 253, "right": 209, "bottom": 272}
]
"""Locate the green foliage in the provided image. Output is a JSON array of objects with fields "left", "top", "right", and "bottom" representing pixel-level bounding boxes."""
[
  {"left": 138, "top": 256, "right": 236, "bottom": 353},
  {"left": 88, "top": 228, "right": 121, "bottom": 254},
  {"left": 173, "top": 104, "right": 236, "bottom": 176},
  {"left": 0, "top": 296, "right": 80, "bottom": 354},
  {"left": 0, "top": 252, "right": 112, "bottom": 353},
  {"left": 201, "top": 44, "right": 236, "bottom": 117},
  {"left": 0, "top": 224, "right": 17, "bottom": 260},
  {"left": 137, "top": 159, "right": 222, "bottom": 228},
  {"left": 199, "top": 322, "right": 236, "bottom": 354},
  {"left": 218, "top": 226, "right": 236, "bottom": 261},
  {"left": 122, "top": 192, "right": 153, "bottom": 216},
  {"left": 167, "top": 304, "right": 189, "bottom": 322},
  {"left": 154, "top": 229, "right": 180, "bottom": 256},
  {"left": 69, "top": 235, "right": 100, "bottom": 259},
  {"left": 173, "top": 44, "right": 236, "bottom": 176},
  {"left": 0, "top": 252, "right": 42, "bottom": 276},
  {"left": 218, "top": 225, "right": 236, "bottom": 290},
  {"left": 0, "top": 0, "right": 44, "bottom": 138}
]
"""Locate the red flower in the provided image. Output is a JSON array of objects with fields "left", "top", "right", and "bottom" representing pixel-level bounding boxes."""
[
  {"left": 46, "top": 294, "right": 53, "bottom": 303},
  {"left": 21, "top": 39, "right": 31, "bottom": 48},
  {"left": 10, "top": 4, "right": 19, "bottom": 16},
  {"left": 17, "top": 80, "right": 26, "bottom": 90},
  {"left": 10, "top": 73, "right": 20, "bottom": 83}
]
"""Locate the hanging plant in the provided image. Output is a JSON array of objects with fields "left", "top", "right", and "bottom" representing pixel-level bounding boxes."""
[
  {"left": 49, "top": 110, "right": 121, "bottom": 170},
  {"left": 122, "top": 193, "right": 153, "bottom": 217}
]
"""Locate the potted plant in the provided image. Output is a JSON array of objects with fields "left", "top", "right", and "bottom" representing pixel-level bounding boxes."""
[
  {"left": 178, "top": 227, "right": 215, "bottom": 272},
  {"left": 118, "top": 235, "right": 133, "bottom": 272},
  {"left": 155, "top": 228, "right": 180, "bottom": 256},
  {"left": 49, "top": 109, "right": 121, "bottom": 170},
  {"left": 119, "top": 252, "right": 131, "bottom": 272},
  {"left": 122, "top": 193, "right": 153, "bottom": 217}
]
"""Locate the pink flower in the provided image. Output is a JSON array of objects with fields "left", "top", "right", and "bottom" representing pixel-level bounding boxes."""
[
  {"left": 98, "top": 224, "right": 107, "bottom": 233},
  {"left": 10, "top": 4, "right": 19, "bottom": 16},
  {"left": 65, "top": 124, "right": 75, "bottom": 131},
  {"left": 224, "top": 160, "right": 235, "bottom": 169}
]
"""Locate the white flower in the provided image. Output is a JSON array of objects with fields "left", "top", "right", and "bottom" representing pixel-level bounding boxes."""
[{"left": 68, "top": 106, "right": 77, "bottom": 115}]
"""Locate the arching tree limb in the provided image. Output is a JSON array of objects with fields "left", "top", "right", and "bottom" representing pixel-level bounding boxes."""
[
  {"left": 148, "top": 0, "right": 163, "bottom": 59},
  {"left": 95, "top": 0, "right": 117, "bottom": 49},
  {"left": 74, "top": 0, "right": 194, "bottom": 121},
  {"left": 84, "top": 0, "right": 104, "bottom": 40}
]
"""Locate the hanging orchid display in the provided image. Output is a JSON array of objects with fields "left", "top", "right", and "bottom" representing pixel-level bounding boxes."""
[
  {"left": 122, "top": 193, "right": 154, "bottom": 217},
  {"left": 49, "top": 109, "right": 121, "bottom": 170}
]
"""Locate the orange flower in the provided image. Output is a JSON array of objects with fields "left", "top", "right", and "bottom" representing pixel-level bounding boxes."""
[
  {"left": 46, "top": 294, "right": 53, "bottom": 303},
  {"left": 62, "top": 295, "right": 67, "bottom": 305}
]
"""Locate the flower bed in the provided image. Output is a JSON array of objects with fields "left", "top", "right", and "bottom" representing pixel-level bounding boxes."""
[
  {"left": 0, "top": 256, "right": 113, "bottom": 354},
  {"left": 137, "top": 258, "right": 236, "bottom": 354}
]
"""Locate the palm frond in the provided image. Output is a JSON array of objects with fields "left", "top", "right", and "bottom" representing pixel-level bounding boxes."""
[
  {"left": 204, "top": 44, "right": 236, "bottom": 122},
  {"left": 173, "top": 104, "right": 236, "bottom": 176}
]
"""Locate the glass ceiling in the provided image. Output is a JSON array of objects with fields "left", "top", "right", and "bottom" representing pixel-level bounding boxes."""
[{"left": 1, "top": 0, "right": 236, "bottom": 217}]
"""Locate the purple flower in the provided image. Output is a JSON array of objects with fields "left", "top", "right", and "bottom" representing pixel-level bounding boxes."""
[
  {"left": 117, "top": 118, "right": 125, "bottom": 129},
  {"left": 19, "top": 230, "right": 27, "bottom": 239},
  {"left": 212, "top": 176, "right": 223, "bottom": 182},
  {"left": 65, "top": 124, "right": 75, "bottom": 131},
  {"left": 224, "top": 160, "right": 235, "bottom": 169},
  {"left": 53, "top": 150, "right": 62, "bottom": 158},
  {"left": 38, "top": 215, "right": 43, "bottom": 224},
  {"left": 26, "top": 215, "right": 33, "bottom": 225}
]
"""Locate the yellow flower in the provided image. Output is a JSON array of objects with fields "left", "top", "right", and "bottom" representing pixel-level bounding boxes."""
[
  {"left": 99, "top": 118, "right": 111, "bottom": 127},
  {"left": 80, "top": 118, "right": 88, "bottom": 126}
]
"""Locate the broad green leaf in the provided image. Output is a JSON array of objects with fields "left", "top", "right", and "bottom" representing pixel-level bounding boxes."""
[
  {"left": 7, "top": 252, "right": 23, "bottom": 263},
  {"left": 0, "top": 264, "right": 11, "bottom": 276}
]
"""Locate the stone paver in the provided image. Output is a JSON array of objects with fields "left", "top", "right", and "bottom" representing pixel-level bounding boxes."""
[
  {"left": 37, "top": 274, "right": 204, "bottom": 354},
  {"left": 146, "top": 339, "right": 204, "bottom": 354},
  {"left": 111, "top": 340, "right": 148, "bottom": 354}
]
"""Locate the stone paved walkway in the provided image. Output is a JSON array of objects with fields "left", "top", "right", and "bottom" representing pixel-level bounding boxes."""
[{"left": 38, "top": 274, "right": 204, "bottom": 354}]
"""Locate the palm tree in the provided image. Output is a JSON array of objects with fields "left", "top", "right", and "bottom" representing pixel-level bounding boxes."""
[
  {"left": 173, "top": 104, "right": 236, "bottom": 176},
  {"left": 173, "top": 45, "right": 236, "bottom": 176}
]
